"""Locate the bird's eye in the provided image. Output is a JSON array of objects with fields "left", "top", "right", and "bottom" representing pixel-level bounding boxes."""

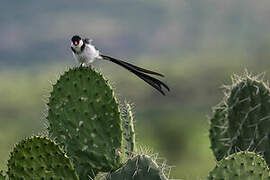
[{"left": 74, "top": 41, "right": 78, "bottom": 45}]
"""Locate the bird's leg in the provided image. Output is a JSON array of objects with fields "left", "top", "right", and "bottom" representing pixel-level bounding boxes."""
[
  {"left": 85, "top": 61, "right": 93, "bottom": 69},
  {"left": 88, "top": 64, "right": 92, "bottom": 69}
]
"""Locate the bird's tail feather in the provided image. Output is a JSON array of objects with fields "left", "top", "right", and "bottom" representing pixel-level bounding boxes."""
[
  {"left": 101, "top": 55, "right": 164, "bottom": 77},
  {"left": 100, "top": 54, "right": 170, "bottom": 95}
]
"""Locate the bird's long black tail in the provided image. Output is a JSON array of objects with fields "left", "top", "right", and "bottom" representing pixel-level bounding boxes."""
[{"left": 100, "top": 54, "right": 170, "bottom": 95}]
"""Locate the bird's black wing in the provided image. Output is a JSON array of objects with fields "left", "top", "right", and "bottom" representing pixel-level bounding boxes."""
[
  {"left": 83, "top": 38, "right": 91, "bottom": 44},
  {"left": 100, "top": 54, "right": 170, "bottom": 95}
]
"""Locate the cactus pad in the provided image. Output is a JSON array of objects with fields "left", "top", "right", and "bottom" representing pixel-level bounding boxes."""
[
  {"left": 47, "top": 67, "right": 122, "bottom": 179},
  {"left": 207, "top": 151, "right": 270, "bottom": 180},
  {"left": 122, "top": 102, "right": 136, "bottom": 158},
  {"left": 210, "top": 74, "right": 270, "bottom": 164},
  {"left": 209, "top": 103, "right": 229, "bottom": 161},
  {"left": 107, "top": 155, "right": 168, "bottom": 180},
  {"left": 7, "top": 136, "right": 79, "bottom": 180}
]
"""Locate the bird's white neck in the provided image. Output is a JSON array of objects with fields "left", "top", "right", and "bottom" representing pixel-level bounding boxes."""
[{"left": 71, "top": 40, "right": 84, "bottom": 53}]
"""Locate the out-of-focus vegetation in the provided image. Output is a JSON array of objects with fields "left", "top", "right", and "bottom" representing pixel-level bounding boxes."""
[{"left": 1, "top": 54, "right": 270, "bottom": 179}]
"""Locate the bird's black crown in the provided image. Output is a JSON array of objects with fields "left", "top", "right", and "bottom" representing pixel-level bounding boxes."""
[{"left": 71, "top": 35, "right": 81, "bottom": 44}]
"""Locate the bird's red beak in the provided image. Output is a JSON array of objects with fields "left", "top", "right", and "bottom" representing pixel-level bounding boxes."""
[{"left": 74, "top": 41, "right": 78, "bottom": 45}]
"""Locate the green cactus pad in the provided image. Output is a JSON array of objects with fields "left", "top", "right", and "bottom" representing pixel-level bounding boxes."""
[
  {"left": 107, "top": 155, "right": 168, "bottom": 180},
  {"left": 207, "top": 151, "right": 270, "bottom": 180},
  {"left": 122, "top": 102, "right": 136, "bottom": 158},
  {"left": 47, "top": 67, "right": 122, "bottom": 179},
  {"left": 210, "top": 74, "right": 270, "bottom": 164},
  {"left": 209, "top": 103, "right": 229, "bottom": 161},
  {"left": 7, "top": 136, "right": 79, "bottom": 180}
]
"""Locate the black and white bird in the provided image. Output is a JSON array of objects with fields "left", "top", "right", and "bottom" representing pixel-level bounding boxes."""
[{"left": 71, "top": 35, "right": 170, "bottom": 95}]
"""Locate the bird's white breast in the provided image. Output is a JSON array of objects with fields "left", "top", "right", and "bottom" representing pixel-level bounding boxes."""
[
  {"left": 73, "top": 44, "right": 100, "bottom": 65},
  {"left": 85, "top": 44, "right": 100, "bottom": 59}
]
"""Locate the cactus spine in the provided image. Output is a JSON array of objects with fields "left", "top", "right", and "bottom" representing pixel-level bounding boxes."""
[
  {"left": 122, "top": 102, "right": 136, "bottom": 158},
  {"left": 47, "top": 67, "right": 122, "bottom": 179},
  {"left": 209, "top": 73, "right": 270, "bottom": 165},
  {"left": 207, "top": 151, "right": 270, "bottom": 180},
  {"left": 7, "top": 136, "right": 79, "bottom": 180}
]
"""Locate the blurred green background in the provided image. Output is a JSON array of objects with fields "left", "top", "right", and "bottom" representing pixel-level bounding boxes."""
[{"left": 1, "top": 1, "right": 270, "bottom": 179}]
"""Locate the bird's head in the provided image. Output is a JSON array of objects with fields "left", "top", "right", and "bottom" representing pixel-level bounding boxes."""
[{"left": 71, "top": 35, "right": 83, "bottom": 50}]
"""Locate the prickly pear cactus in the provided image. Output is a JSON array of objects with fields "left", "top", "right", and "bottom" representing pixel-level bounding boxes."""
[
  {"left": 47, "top": 67, "right": 122, "bottom": 179},
  {"left": 209, "top": 103, "right": 229, "bottom": 161},
  {"left": 122, "top": 102, "right": 136, "bottom": 158},
  {"left": 106, "top": 155, "right": 168, "bottom": 180},
  {"left": 207, "top": 151, "right": 270, "bottom": 180},
  {"left": 7, "top": 136, "right": 79, "bottom": 180},
  {"left": 210, "top": 74, "right": 270, "bottom": 165}
]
